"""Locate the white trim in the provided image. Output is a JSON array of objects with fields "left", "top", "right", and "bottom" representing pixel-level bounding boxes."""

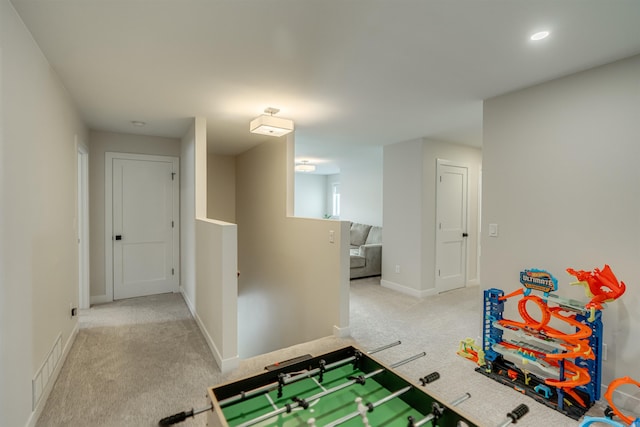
[
  {"left": 179, "top": 289, "right": 239, "bottom": 373},
  {"left": 77, "top": 142, "right": 90, "bottom": 310},
  {"left": 381, "top": 279, "right": 438, "bottom": 298},
  {"left": 467, "top": 278, "right": 480, "bottom": 287},
  {"left": 193, "top": 309, "right": 239, "bottom": 373},
  {"left": 26, "top": 324, "right": 79, "bottom": 427},
  {"left": 105, "top": 152, "right": 180, "bottom": 302},
  {"left": 105, "top": 154, "right": 113, "bottom": 302},
  {"left": 333, "top": 325, "right": 351, "bottom": 338},
  {"left": 476, "top": 165, "right": 482, "bottom": 287},
  {"left": 90, "top": 294, "right": 112, "bottom": 305},
  {"left": 180, "top": 286, "right": 196, "bottom": 316}
]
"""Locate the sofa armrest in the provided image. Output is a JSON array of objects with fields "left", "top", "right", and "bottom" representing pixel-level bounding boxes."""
[
  {"left": 358, "top": 243, "right": 381, "bottom": 257},
  {"left": 350, "top": 243, "right": 382, "bottom": 279}
]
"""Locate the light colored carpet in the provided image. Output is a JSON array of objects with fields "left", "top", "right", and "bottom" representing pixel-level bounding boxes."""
[
  {"left": 36, "top": 280, "right": 609, "bottom": 427},
  {"left": 36, "top": 293, "right": 222, "bottom": 427}
]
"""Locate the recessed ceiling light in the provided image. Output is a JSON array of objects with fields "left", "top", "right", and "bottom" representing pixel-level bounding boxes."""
[
  {"left": 131, "top": 120, "right": 146, "bottom": 127},
  {"left": 530, "top": 31, "right": 550, "bottom": 41}
]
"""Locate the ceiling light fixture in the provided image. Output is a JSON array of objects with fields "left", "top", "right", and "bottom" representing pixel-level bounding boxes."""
[
  {"left": 530, "top": 30, "right": 550, "bottom": 41},
  {"left": 295, "top": 160, "right": 316, "bottom": 173},
  {"left": 250, "top": 107, "right": 294, "bottom": 137},
  {"left": 131, "top": 120, "right": 146, "bottom": 127}
]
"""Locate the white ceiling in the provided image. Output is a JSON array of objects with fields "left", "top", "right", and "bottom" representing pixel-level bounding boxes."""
[{"left": 10, "top": 0, "right": 640, "bottom": 172}]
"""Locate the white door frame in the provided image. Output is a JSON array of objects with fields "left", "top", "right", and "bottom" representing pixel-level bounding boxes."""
[
  {"left": 476, "top": 166, "right": 482, "bottom": 285},
  {"left": 435, "top": 158, "right": 469, "bottom": 293},
  {"left": 105, "top": 152, "right": 180, "bottom": 302},
  {"left": 77, "top": 143, "right": 90, "bottom": 309}
]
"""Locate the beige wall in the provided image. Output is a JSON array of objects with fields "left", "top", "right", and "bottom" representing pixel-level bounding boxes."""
[
  {"left": 207, "top": 154, "right": 236, "bottom": 223},
  {"left": 236, "top": 136, "right": 349, "bottom": 358},
  {"left": 1, "top": 0, "right": 88, "bottom": 424},
  {"left": 382, "top": 139, "right": 482, "bottom": 296},
  {"left": 88, "top": 131, "right": 180, "bottom": 299},
  {"left": 483, "top": 55, "right": 640, "bottom": 397}
]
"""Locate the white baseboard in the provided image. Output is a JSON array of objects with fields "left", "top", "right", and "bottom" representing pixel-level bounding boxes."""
[
  {"left": 333, "top": 325, "right": 351, "bottom": 338},
  {"left": 179, "top": 286, "right": 196, "bottom": 316},
  {"left": 193, "top": 310, "right": 239, "bottom": 373},
  {"left": 26, "top": 323, "right": 79, "bottom": 427},
  {"left": 179, "top": 289, "right": 239, "bottom": 373},
  {"left": 467, "top": 278, "right": 480, "bottom": 287},
  {"left": 380, "top": 280, "right": 437, "bottom": 298},
  {"left": 89, "top": 294, "right": 111, "bottom": 305}
]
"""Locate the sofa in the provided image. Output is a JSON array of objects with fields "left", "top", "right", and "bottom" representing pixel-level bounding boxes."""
[{"left": 349, "top": 222, "right": 382, "bottom": 279}]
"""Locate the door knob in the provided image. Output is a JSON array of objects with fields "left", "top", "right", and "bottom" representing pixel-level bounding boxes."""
[{"left": 462, "top": 233, "right": 468, "bottom": 237}]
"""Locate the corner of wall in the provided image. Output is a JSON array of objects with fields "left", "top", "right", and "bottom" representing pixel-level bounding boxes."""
[{"left": 179, "top": 287, "right": 195, "bottom": 316}]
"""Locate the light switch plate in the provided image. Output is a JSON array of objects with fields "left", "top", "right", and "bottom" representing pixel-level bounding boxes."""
[{"left": 489, "top": 224, "right": 498, "bottom": 237}]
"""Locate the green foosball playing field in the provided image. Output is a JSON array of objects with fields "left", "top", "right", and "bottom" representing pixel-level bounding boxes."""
[
  {"left": 206, "top": 345, "right": 482, "bottom": 427},
  {"left": 223, "top": 364, "right": 415, "bottom": 427}
]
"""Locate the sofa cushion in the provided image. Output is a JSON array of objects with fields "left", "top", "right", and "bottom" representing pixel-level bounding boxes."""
[
  {"left": 350, "top": 223, "right": 372, "bottom": 247},
  {"left": 350, "top": 255, "right": 366, "bottom": 269},
  {"left": 365, "top": 226, "right": 382, "bottom": 245}
]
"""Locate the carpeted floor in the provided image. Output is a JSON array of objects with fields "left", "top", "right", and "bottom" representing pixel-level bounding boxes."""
[
  {"left": 36, "top": 293, "right": 222, "bottom": 427},
  {"left": 36, "top": 279, "right": 605, "bottom": 427}
]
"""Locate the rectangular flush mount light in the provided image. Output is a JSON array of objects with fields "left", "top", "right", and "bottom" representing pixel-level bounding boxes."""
[{"left": 249, "top": 108, "right": 294, "bottom": 137}]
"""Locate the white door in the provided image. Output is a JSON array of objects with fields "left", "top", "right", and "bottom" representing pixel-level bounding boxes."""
[
  {"left": 435, "top": 160, "right": 468, "bottom": 293},
  {"left": 108, "top": 154, "right": 179, "bottom": 300}
]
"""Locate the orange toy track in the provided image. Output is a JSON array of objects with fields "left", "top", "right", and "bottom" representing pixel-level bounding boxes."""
[
  {"left": 545, "top": 359, "right": 591, "bottom": 388},
  {"left": 605, "top": 376, "right": 640, "bottom": 425},
  {"left": 499, "top": 295, "right": 594, "bottom": 352},
  {"left": 496, "top": 291, "right": 594, "bottom": 401}
]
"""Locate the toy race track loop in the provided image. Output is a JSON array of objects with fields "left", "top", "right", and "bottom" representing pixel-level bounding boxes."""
[
  {"left": 604, "top": 376, "right": 640, "bottom": 426},
  {"left": 579, "top": 375, "right": 640, "bottom": 427},
  {"left": 476, "top": 266, "right": 627, "bottom": 421}
]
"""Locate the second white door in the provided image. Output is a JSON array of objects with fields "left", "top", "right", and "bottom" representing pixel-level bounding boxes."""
[
  {"left": 111, "top": 154, "right": 179, "bottom": 300},
  {"left": 435, "top": 160, "right": 468, "bottom": 293}
]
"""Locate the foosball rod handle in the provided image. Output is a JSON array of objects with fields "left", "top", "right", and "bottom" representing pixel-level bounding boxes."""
[
  {"left": 419, "top": 372, "right": 440, "bottom": 386},
  {"left": 496, "top": 404, "right": 529, "bottom": 427},
  {"left": 158, "top": 410, "right": 192, "bottom": 426},
  {"left": 158, "top": 405, "right": 212, "bottom": 426}
]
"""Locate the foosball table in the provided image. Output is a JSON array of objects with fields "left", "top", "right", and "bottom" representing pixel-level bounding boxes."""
[
  {"left": 206, "top": 344, "right": 481, "bottom": 427},
  {"left": 159, "top": 343, "right": 529, "bottom": 427}
]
